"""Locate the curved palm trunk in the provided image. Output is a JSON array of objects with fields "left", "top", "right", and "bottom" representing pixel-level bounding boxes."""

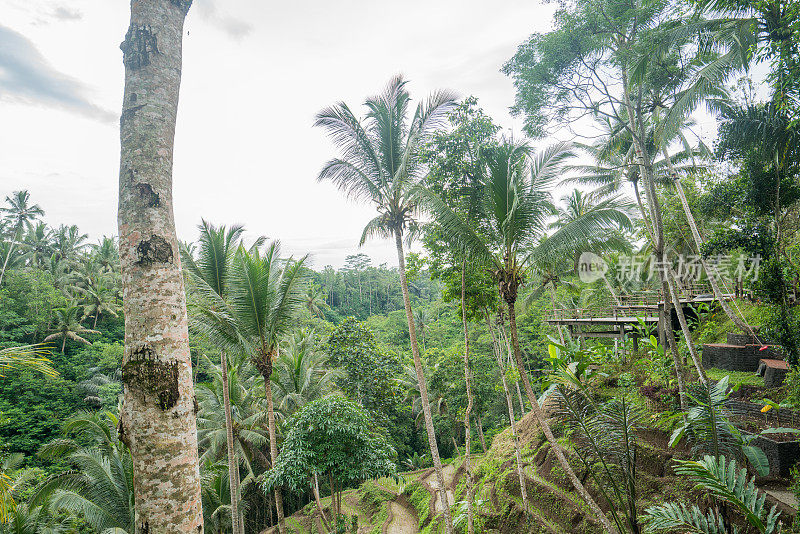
[
  {"left": 0, "top": 235, "right": 18, "bottom": 287},
  {"left": 220, "top": 351, "right": 241, "bottom": 534},
  {"left": 259, "top": 359, "right": 285, "bottom": 534},
  {"left": 476, "top": 416, "right": 487, "bottom": 453},
  {"left": 395, "top": 231, "right": 454, "bottom": 534},
  {"left": 486, "top": 314, "right": 530, "bottom": 518},
  {"left": 505, "top": 299, "right": 616, "bottom": 532},
  {"left": 116, "top": 1, "right": 203, "bottom": 532},
  {"left": 632, "top": 179, "right": 689, "bottom": 409},
  {"left": 622, "top": 77, "right": 708, "bottom": 387},
  {"left": 663, "top": 148, "right": 753, "bottom": 335},
  {"left": 460, "top": 263, "right": 474, "bottom": 534}
]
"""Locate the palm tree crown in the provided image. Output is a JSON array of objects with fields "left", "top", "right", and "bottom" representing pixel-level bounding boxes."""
[
  {"left": 315, "top": 75, "right": 457, "bottom": 245},
  {"left": 1, "top": 191, "right": 44, "bottom": 237}
]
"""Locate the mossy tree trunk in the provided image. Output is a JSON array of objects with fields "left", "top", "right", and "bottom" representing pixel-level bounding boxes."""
[{"left": 116, "top": 1, "right": 203, "bottom": 532}]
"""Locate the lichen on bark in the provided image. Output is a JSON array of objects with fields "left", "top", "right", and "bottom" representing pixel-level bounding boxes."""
[
  {"left": 122, "top": 345, "right": 180, "bottom": 410},
  {"left": 170, "top": 0, "right": 193, "bottom": 14},
  {"left": 134, "top": 183, "right": 161, "bottom": 208},
  {"left": 121, "top": 25, "right": 159, "bottom": 70},
  {"left": 135, "top": 235, "right": 173, "bottom": 266}
]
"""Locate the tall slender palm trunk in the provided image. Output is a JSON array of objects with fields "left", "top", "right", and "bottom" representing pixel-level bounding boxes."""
[
  {"left": 0, "top": 234, "right": 18, "bottom": 286},
  {"left": 662, "top": 148, "right": 753, "bottom": 335},
  {"left": 460, "top": 263, "right": 474, "bottom": 534},
  {"left": 258, "top": 358, "right": 285, "bottom": 534},
  {"left": 504, "top": 298, "right": 616, "bottom": 532},
  {"left": 395, "top": 231, "right": 454, "bottom": 534},
  {"left": 631, "top": 180, "right": 689, "bottom": 409},
  {"left": 221, "top": 351, "right": 241, "bottom": 534},
  {"left": 622, "top": 79, "right": 708, "bottom": 387},
  {"left": 486, "top": 313, "right": 530, "bottom": 518},
  {"left": 116, "top": 1, "right": 203, "bottom": 532}
]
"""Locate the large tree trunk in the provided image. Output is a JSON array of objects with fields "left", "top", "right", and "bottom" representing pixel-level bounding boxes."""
[
  {"left": 395, "top": 231, "right": 454, "bottom": 534},
  {"left": 258, "top": 357, "right": 285, "bottom": 534},
  {"left": 221, "top": 351, "right": 241, "bottom": 534},
  {"left": 116, "top": 1, "right": 203, "bottom": 532},
  {"left": 505, "top": 299, "right": 615, "bottom": 532},
  {"left": 460, "top": 263, "right": 474, "bottom": 534}
]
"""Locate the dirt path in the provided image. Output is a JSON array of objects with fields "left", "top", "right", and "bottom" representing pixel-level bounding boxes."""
[
  {"left": 422, "top": 462, "right": 457, "bottom": 512},
  {"left": 383, "top": 495, "right": 418, "bottom": 534}
]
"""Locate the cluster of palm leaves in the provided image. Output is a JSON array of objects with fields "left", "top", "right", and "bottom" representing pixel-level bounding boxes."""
[
  {"left": 0, "top": 191, "right": 121, "bottom": 352},
  {"left": 315, "top": 74, "right": 638, "bottom": 533},
  {"left": 181, "top": 220, "right": 339, "bottom": 534}
]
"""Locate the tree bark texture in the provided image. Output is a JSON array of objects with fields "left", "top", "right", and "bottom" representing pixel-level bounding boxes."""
[{"left": 117, "top": 1, "right": 203, "bottom": 532}]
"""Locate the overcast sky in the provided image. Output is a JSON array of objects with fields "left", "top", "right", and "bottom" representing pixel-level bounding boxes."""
[{"left": 0, "top": 0, "right": 572, "bottom": 268}]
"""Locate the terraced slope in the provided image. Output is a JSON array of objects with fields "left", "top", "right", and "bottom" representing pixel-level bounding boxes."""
[{"left": 264, "top": 411, "right": 797, "bottom": 533}]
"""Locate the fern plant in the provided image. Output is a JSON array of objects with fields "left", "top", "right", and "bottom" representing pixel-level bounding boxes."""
[
  {"left": 669, "top": 376, "right": 770, "bottom": 476},
  {"left": 553, "top": 386, "right": 644, "bottom": 533},
  {"left": 643, "top": 455, "right": 783, "bottom": 533}
]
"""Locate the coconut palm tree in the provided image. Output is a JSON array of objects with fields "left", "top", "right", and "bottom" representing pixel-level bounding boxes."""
[
  {"left": 315, "top": 75, "right": 457, "bottom": 533},
  {"left": 196, "top": 357, "right": 269, "bottom": 485},
  {"left": 423, "top": 138, "right": 619, "bottom": 531},
  {"left": 0, "top": 190, "right": 44, "bottom": 285},
  {"left": 93, "top": 237, "right": 120, "bottom": 273},
  {"left": 44, "top": 306, "right": 100, "bottom": 353},
  {"left": 272, "top": 329, "right": 337, "bottom": 417},
  {"left": 230, "top": 244, "right": 307, "bottom": 534},
  {"left": 549, "top": 189, "right": 634, "bottom": 269},
  {"left": 21, "top": 222, "right": 54, "bottom": 270},
  {"left": 52, "top": 225, "right": 88, "bottom": 267},
  {"left": 182, "top": 220, "right": 246, "bottom": 534},
  {"left": 302, "top": 285, "right": 327, "bottom": 320},
  {"left": 200, "top": 462, "right": 237, "bottom": 534},
  {"left": 44, "top": 256, "right": 73, "bottom": 296},
  {"left": 0, "top": 502, "right": 67, "bottom": 534},
  {"left": 0, "top": 455, "right": 36, "bottom": 525},
  {"left": 0, "top": 355, "right": 57, "bottom": 519},
  {"left": 35, "top": 411, "right": 134, "bottom": 534},
  {"left": 76, "top": 278, "right": 120, "bottom": 329}
]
